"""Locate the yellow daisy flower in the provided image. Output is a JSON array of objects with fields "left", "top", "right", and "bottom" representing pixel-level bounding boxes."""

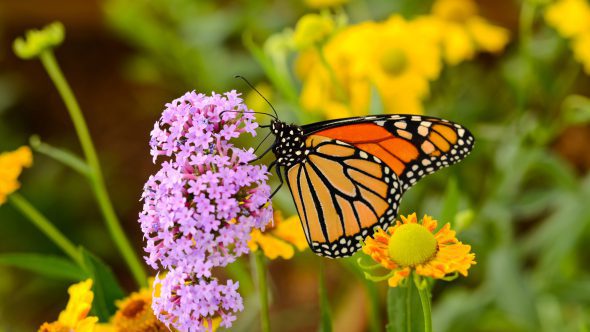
[
  {"left": 39, "top": 279, "right": 98, "bottom": 332},
  {"left": 111, "top": 281, "right": 168, "bottom": 332},
  {"left": 362, "top": 213, "right": 475, "bottom": 287},
  {"left": 427, "top": 0, "right": 510, "bottom": 65},
  {"left": 545, "top": 0, "right": 590, "bottom": 38},
  {"left": 545, "top": 0, "right": 590, "bottom": 75},
  {"left": 297, "top": 22, "right": 374, "bottom": 118},
  {"left": 297, "top": 17, "right": 441, "bottom": 118},
  {"left": 369, "top": 15, "right": 442, "bottom": 114},
  {"left": 573, "top": 32, "right": 590, "bottom": 74},
  {"left": 0, "top": 146, "right": 33, "bottom": 205},
  {"left": 249, "top": 212, "right": 308, "bottom": 260}
]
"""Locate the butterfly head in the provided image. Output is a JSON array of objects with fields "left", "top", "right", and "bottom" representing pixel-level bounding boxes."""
[{"left": 270, "top": 120, "right": 307, "bottom": 167}]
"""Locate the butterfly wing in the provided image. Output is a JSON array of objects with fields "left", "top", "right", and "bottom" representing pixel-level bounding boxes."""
[
  {"left": 303, "top": 114, "right": 475, "bottom": 191},
  {"left": 285, "top": 135, "right": 402, "bottom": 258}
]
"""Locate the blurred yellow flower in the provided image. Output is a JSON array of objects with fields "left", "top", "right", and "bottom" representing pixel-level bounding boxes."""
[
  {"left": 362, "top": 213, "right": 475, "bottom": 287},
  {"left": 39, "top": 279, "right": 98, "bottom": 332},
  {"left": 111, "top": 280, "right": 168, "bottom": 332},
  {"left": 573, "top": 32, "right": 590, "bottom": 73},
  {"left": 0, "top": 146, "right": 33, "bottom": 205},
  {"left": 249, "top": 212, "right": 308, "bottom": 259},
  {"left": 545, "top": 0, "right": 590, "bottom": 75},
  {"left": 428, "top": 0, "right": 510, "bottom": 65},
  {"left": 545, "top": 0, "right": 590, "bottom": 38},
  {"left": 370, "top": 16, "right": 442, "bottom": 114},
  {"left": 303, "top": 0, "right": 348, "bottom": 9},
  {"left": 297, "top": 16, "right": 442, "bottom": 118},
  {"left": 293, "top": 13, "right": 335, "bottom": 49}
]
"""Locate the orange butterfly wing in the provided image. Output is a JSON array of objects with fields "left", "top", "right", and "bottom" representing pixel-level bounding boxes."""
[
  {"left": 285, "top": 135, "right": 401, "bottom": 257},
  {"left": 310, "top": 115, "right": 474, "bottom": 191},
  {"left": 284, "top": 115, "right": 474, "bottom": 258}
]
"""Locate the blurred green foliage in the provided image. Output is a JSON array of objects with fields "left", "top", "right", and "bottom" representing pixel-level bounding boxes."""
[{"left": 2, "top": 0, "right": 590, "bottom": 331}]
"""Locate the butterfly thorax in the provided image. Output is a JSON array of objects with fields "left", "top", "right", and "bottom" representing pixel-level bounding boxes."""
[{"left": 270, "top": 120, "right": 308, "bottom": 167}]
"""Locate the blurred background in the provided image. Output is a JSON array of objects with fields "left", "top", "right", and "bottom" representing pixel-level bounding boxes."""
[{"left": 1, "top": 0, "right": 590, "bottom": 331}]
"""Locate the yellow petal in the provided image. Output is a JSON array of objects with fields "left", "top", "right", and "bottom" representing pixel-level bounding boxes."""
[
  {"left": 572, "top": 32, "right": 590, "bottom": 75},
  {"left": 58, "top": 279, "right": 94, "bottom": 327},
  {"left": 387, "top": 267, "right": 411, "bottom": 287},
  {"left": 466, "top": 17, "right": 510, "bottom": 53},
  {"left": 75, "top": 317, "right": 99, "bottom": 332},
  {"left": 442, "top": 23, "right": 475, "bottom": 65},
  {"left": 432, "top": 0, "right": 478, "bottom": 22},
  {"left": 257, "top": 234, "right": 295, "bottom": 260},
  {"left": 272, "top": 215, "right": 308, "bottom": 251},
  {"left": 0, "top": 146, "right": 33, "bottom": 205},
  {"left": 545, "top": 0, "right": 590, "bottom": 38}
]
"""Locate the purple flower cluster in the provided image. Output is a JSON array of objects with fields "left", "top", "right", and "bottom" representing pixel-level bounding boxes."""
[{"left": 139, "top": 90, "right": 272, "bottom": 331}]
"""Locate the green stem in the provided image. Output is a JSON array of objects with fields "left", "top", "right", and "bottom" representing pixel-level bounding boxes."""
[
  {"left": 38, "top": 50, "right": 147, "bottom": 287},
  {"left": 406, "top": 275, "right": 413, "bottom": 332},
  {"left": 517, "top": 0, "right": 536, "bottom": 114},
  {"left": 315, "top": 45, "right": 349, "bottom": 104},
  {"left": 8, "top": 193, "right": 82, "bottom": 266},
  {"left": 414, "top": 275, "right": 433, "bottom": 332},
  {"left": 29, "top": 135, "right": 90, "bottom": 176},
  {"left": 255, "top": 251, "right": 270, "bottom": 332},
  {"left": 365, "top": 279, "right": 382, "bottom": 332}
]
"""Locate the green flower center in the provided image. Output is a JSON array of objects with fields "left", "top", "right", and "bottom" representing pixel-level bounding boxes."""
[
  {"left": 380, "top": 47, "right": 408, "bottom": 76},
  {"left": 388, "top": 223, "right": 437, "bottom": 267}
]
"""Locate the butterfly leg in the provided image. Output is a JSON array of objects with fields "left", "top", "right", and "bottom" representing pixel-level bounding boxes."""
[
  {"left": 269, "top": 164, "right": 284, "bottom": 198},
  {"left": 248, "top": 144, "right": 275, "bottom": 164}
]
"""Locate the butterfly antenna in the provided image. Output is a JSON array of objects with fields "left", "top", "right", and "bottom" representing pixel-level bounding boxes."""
[
  {"left": 235, "top": 75, "right": 279, "bottom": 119},
  {"left": 220, "top": 109, "right": 277, "bottom": 119},
  {"left": 254, "top": 130, "right": 273, "bottom": 154}
]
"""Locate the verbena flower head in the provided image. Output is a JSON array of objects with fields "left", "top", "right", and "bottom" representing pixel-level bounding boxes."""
[
  {"left": 38, "top": 279, "right": 98, "bottom": 332},
  {"left": 248, "top": 212, "right": 308, "bottom": 260},
  {"left": 153, "top": 269, "right": 242, "bottom": 331},
  {"left": 361, "top": 213, "right": 475, "bottom": 287},
  {"left": 140, "top": 90, "right": 272, "bottom": 271},
  {"left": 141, "top": 90, "right": 272, "bottom": 331},
  {"left": 0, "top": 146, "right": 33, "bottom": 205}
]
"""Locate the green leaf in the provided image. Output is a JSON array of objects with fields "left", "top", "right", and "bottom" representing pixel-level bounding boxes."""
[
  {"left": 387, "top": 285, "right": 407, "bottom": 332},
  {"left": 0, "top": 253, "right": 85, "bottom": 281},
  {"left": 387, "top": 279, "right": 425, "bottom": 332},
  {"left": 563, "top": 94, "right": 590, "bottom": 125},
  {"left": 80, "top": 248, "right": 125, "bottom": 321}
]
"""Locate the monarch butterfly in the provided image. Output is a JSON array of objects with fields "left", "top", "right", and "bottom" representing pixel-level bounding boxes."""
[{"left": 239, "top": 78, "right": 475, "bottom": 259}]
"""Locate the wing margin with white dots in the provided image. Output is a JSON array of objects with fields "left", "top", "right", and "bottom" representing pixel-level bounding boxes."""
[
  {"left": 285, "top": 135, "right": 402, "bottom": 258},
  {"left": 382, "top": 115, "right": 475, "bottom": 191},
  {"left": 303, "top": 114, "right": 475, "bottom": 193}
]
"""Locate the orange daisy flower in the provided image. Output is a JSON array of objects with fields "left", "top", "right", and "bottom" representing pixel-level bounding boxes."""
[{"left": 362, "top": 213, "right": 475, "bottom": 287}]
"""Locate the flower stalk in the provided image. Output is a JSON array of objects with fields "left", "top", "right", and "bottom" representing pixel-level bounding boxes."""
[
  {"left": 38, "top": 48, "right": 147, "bottom": 287},
  {"left": 414, "top": 274, "right": 433, "bottom": 332},
  {"left": 255, "top": 250, "right": 271, "bottom": 332}
]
